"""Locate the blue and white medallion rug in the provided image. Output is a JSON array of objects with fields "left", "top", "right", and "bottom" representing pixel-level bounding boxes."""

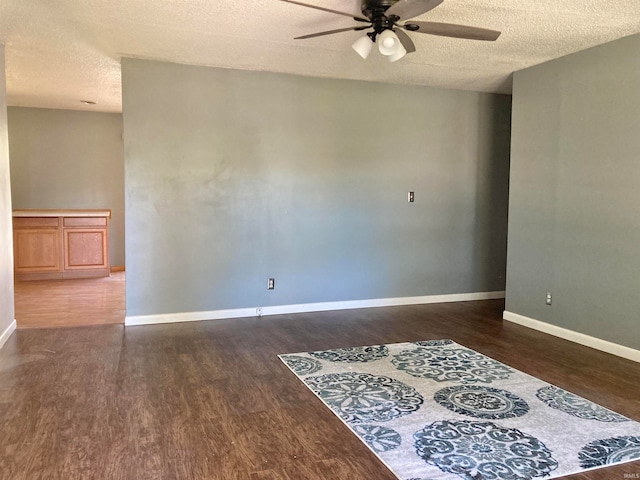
[{"left": 279, "top": 340, "right": 640, "bottom": 480}]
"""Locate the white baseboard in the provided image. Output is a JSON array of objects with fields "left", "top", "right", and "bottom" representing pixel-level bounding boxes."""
[
  {"left": 0, "top": 319, "right": 17, "bottom": 351},
  {"left": 125, "top": 291, "right": 505, "bottom": 327},
  {"left": 503, "top": 311, "right": 640, "bottom": 363}
]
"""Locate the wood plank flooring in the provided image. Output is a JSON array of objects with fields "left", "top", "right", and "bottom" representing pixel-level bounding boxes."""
[
  {"left": 14, "top": 272, "right": 125, "bottom": 328},
  {"left": 0, "top": 299, "right": 638, "bottom": 479}
]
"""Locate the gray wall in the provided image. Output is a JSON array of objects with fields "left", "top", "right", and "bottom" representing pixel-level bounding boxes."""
[
  {"left": 7, "top": 108, "right": 125, "bottom": 266},
  {"left": 506, "top": 34, "right": 640, "bottom": 350},
  {"left": 123, "top": 58, "right": 511, "bottom": 317},
  {"left": 0, "top": 45, "right": 15, "bottom": 338}
]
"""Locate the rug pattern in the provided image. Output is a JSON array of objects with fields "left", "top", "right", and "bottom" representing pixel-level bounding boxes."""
[{"left": 280, "top": 340, "right": 640, "bottom": 480}]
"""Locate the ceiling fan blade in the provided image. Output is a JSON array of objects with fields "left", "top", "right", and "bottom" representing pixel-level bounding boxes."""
[
  {"left": 408, "top": 21, "right": 501, "bottom": 41},
  {"left": 280, "top": 0, "right": 369, "bottom": 22},
  {"left": 394, "top": 28, "right": 416, "bottom": 53},
  {"left": 386, "top": 0, "right": 444, "bottom": 20},
  {"left": 295, "top": 26, "right": 370, "bottom": 40}
]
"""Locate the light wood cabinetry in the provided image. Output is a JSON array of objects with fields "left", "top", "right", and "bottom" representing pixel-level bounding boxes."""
[{"left": 13, "top": 210, "right": 111, "bottom": 281}]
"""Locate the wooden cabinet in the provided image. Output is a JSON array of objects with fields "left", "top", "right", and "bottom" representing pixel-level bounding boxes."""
[{"left": 13, "top": 210, "right": 111, "bottom": 281}]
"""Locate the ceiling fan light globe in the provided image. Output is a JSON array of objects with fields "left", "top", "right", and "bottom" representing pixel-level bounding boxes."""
[
  {"left": 352, "top": 35, "right": 373, "bottom": 59},
  {"left": 388, "top": 43, "right": 407, "bottom": 62},
  {"left": 378, "top": 29, "right": 401, "bottom": 56}
]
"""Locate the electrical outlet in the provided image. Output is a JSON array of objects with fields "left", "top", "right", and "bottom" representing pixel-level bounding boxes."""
[
  {"left": 408, "top": 191, "right": 415, "bottom": 203},
  {"left": 546, "top": 293, "right": 552, "bottom": 306},
  {"left": 268, "top": 278, "right": 275, "bottom": 290},
  {"left": 256, "top": 307, "right": 263, "bottom": 317}
]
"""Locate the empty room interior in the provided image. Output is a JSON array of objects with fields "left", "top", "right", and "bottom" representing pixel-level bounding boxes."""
[{"left": 0, "top": 1, "right": 639, "bottom": 479}]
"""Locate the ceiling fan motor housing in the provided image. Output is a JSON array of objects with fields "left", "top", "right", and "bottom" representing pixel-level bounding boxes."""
[
  {"left": 361, "top": 0, "right": 399, "bottom": 18},
  {"left": 361, "top": 0, "right": 400, "bottom": 35}
]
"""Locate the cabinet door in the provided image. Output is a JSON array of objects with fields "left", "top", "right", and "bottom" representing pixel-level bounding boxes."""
[
  {"left": 64, "top": 228, "right": 109, "bottom": 270},
  {"left": 13, "top": 228, "right": 62, "bottom": 273}
]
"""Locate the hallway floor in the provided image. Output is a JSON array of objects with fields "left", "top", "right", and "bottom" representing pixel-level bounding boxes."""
[{"left": 14, "top": 271, "right": 125, "bottom": 328}]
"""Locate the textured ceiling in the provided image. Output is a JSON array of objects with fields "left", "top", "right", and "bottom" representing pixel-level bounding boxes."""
[{"left": 1, "top": 0, "right": 639, "bottom": 113}]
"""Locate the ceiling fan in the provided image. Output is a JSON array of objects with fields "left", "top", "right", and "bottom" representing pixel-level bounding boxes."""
[{"left": 280, "top": 0, "right": 501, "bottom": 62}]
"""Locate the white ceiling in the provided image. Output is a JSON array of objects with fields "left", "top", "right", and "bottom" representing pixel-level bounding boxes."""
[{"left": 1, "top": 0, "right": 639, "bottom": 113}]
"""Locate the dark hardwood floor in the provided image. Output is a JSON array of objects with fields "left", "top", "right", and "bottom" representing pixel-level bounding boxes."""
[{"left": 0, "top": 299, "right": 638, "bottom": 479}]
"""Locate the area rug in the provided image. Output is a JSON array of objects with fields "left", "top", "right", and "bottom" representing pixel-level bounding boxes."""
[{"left": 279, "top": 339, "right": 640, "bottom": 480}]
